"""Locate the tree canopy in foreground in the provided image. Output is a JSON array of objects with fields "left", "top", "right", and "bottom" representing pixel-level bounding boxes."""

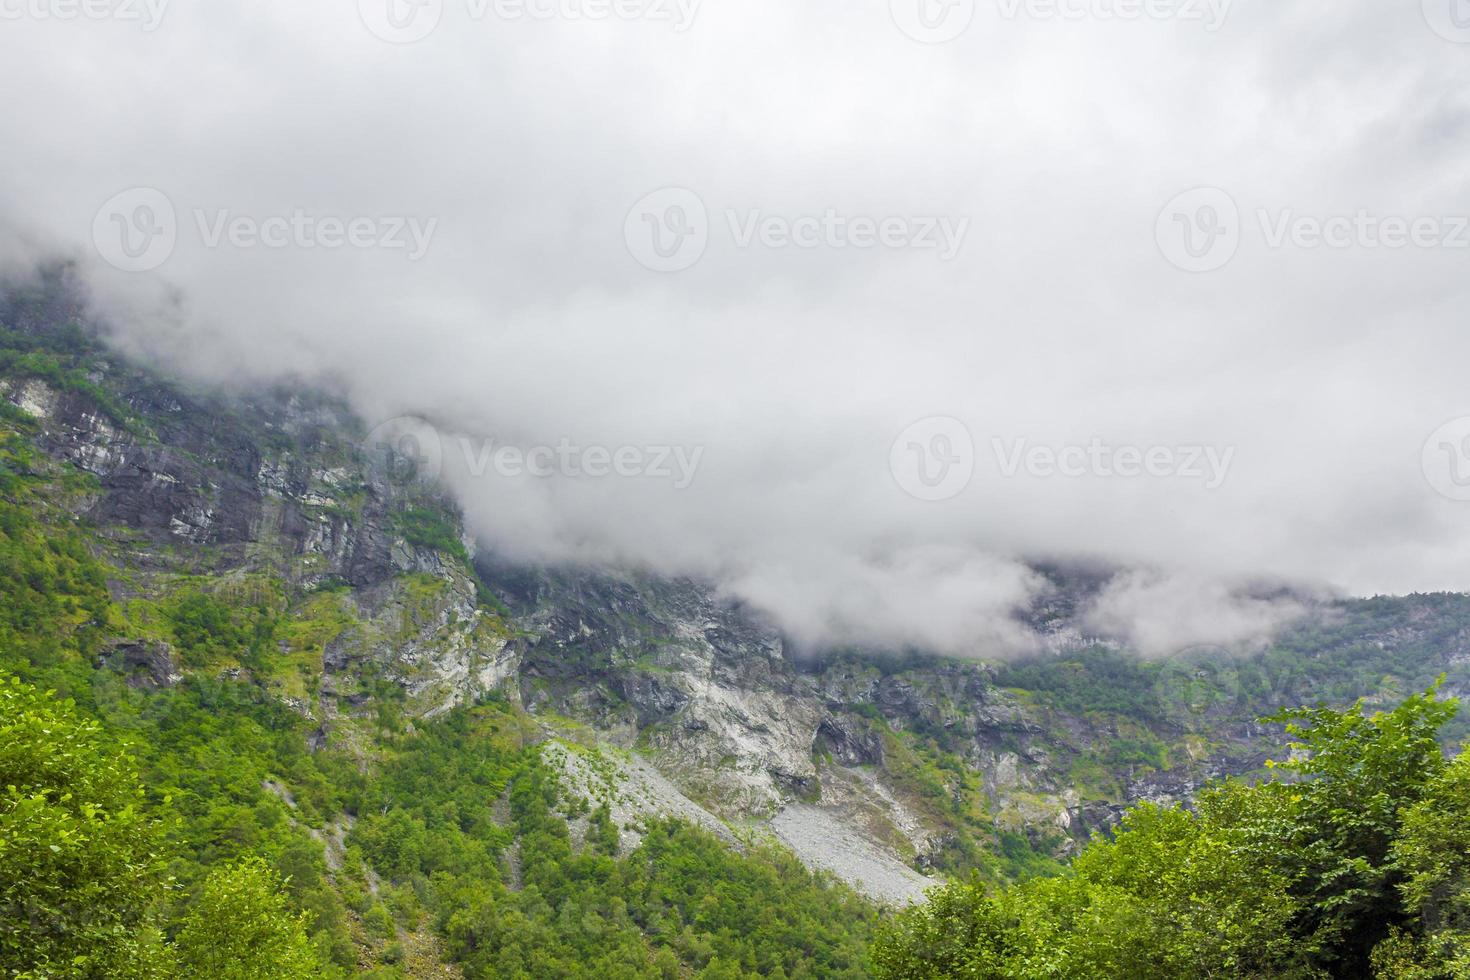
[{"left": 873, "top": 683, "right": 1470, "bottom": 980}]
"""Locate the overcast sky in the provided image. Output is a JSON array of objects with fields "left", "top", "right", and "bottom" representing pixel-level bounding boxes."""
[{"left": 3, "top": 0, "right": 1470, "bottom": 655}]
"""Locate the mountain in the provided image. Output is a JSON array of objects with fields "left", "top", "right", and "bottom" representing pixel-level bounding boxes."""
[{"left": 3, "top": 267, "right": 1470, "bottom": 977}]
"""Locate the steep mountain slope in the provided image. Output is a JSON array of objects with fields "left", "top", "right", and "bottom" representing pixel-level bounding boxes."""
[
  {"left": 4, "top": 267, "right": 1470, "bottom": 977},
  {"left": 0, "top": 273, "right": 884, "bottom": 978}
]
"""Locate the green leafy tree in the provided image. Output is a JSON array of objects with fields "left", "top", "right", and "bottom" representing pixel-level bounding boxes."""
[
  {"left": 173, "top": 856, "right": 326, "bottom": 980},
  {"left": 0, "top": 674, "right": 171, "bottom": 980},
  {"left": 874, "top": 685, "right": 1461, "bottom": 980},
  {"left": 1261, "top": 684, "right": 1458, "bottom": 971},
  {"left": 0, "top": 672, "right": 333, "bottom": 979},
  {"left": 1380, "top": 751, "right": 1470, "bottom": 977}
]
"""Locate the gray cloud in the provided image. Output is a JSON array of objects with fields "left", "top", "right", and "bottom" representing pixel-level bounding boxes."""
[
  {"left": 3, "top": 0, "right": 1469, "bottom": 655},
  {"left": 1080, "top": 569, "right": 1318, "bottom": 658}
]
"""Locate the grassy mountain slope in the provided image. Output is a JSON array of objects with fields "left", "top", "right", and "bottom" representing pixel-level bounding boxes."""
[
  {"left": 0, "top": 272, "right": 876, "bottom": 978},
  {"left": 4, "top": 267, "right": 1470, "bottom": 977}
]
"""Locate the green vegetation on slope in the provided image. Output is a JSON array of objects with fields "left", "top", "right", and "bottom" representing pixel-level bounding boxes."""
[
  {"left": 0, "top": 672, "right": 325, "bottom": 979},
  {"left": 349, "top": 704, "right": 878, "bottom": 978},
  {"left": 874, "top": 685, "right": 1470, "bottom": 979},
  {"left": 4, "top": 651, "right": 879, "bottom": 979},
  {"left": 0, "top": 377, "right": 877, "bottom": 978},
  {"left": 8, "top": 295, "right": 1470, "bottom": 978},
  {"left": 0, "top": 322, "right": 132, "bottom": 426}
]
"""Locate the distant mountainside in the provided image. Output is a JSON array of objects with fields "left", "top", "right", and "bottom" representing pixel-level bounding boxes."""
[{"left": 3, "top": 266, "right": 1468, "bottom": 977}]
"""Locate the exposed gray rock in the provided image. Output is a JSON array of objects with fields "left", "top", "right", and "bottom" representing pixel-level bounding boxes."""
[
  {"left": 98, "top": 639, "right": 181, "bottom": 689},
  {"left": 771, "top": 804, "right": 939, "bottom": 907},
  {"left": 9, "top": 281, "right": 1470, "bottom": 894}
]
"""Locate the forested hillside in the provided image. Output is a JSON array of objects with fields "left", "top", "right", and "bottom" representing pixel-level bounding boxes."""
[
  {"left": 0, "top": 277, "right": 876, "bottom": 978},
  {"left": 874, "top": 686, "right": 1470, "bottom": 978},
  {"left": 3, "top": 270, "right": 1470, "bottom": 979}
]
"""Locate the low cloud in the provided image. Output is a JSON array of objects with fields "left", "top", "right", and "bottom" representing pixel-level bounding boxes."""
[
  {"left": 1081, "top": 569, "right": 1318, "bottom": 658},
  {"left": 3, "top": 2, "right": 1470, "bottom": 656}
]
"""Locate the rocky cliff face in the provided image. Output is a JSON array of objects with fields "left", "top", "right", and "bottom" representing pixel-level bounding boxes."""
[
  {"left": 1, "top": 277, "right": 515, "bottom": 726},
  {"left": 5, "top": 272, "right": 1469, "bottom": 899}
]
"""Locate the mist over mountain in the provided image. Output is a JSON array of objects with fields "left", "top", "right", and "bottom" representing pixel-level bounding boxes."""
[
  {"left": 6, "top": 6, "right": 1470, "bottom": 969},
  {"left": 4, "top": 3, "right": 1470, "bottom": 657}
]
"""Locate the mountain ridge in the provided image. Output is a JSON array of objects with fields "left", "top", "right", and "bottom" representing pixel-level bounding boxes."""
[{"left": 4, "top": 267, "right": 1470, "bottom": 975}]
